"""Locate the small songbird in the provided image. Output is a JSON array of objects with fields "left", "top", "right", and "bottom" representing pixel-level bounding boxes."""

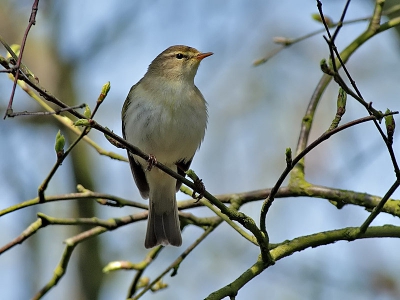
[{"left": 122, "top": 45, "right": 212, "bottom": 248}]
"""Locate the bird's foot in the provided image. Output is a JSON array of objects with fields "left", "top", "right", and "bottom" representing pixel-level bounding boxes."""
[
  {"left": 146, "top": 154, "right": 157, "bottom": 171},
  {"left": 192, "top": 178, "right": 205, "bottom": 203}
]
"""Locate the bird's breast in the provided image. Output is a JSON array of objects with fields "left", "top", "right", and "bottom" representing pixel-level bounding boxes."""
[{"left": 124, "top": 84, "right": 207, "bottom": 165}]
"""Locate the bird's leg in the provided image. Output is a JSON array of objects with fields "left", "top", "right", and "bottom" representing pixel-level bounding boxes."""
[
  {"left": 182, "top": 168, "right": 206, "bottom": 203},
  {"left": 146, "top": 154, "right": 157, "bottom": 171},
  {"left": 193, "top": 178, "right": 205, "bottom": 203}
]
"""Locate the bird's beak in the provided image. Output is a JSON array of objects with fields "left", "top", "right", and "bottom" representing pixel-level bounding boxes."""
[{"left": 196, "top": 52, "right": 213, "bottom": 60}]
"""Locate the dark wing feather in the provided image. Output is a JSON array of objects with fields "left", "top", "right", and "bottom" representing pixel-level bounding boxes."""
[
  {"left": 175, "top": 158, "right": 193, "bottom": 192},
  {"left": 127, "top": 153, "right": 150, "bottom": 199},
  {"left": 122, "top": 117, "right": 150, "bottom": 199}
]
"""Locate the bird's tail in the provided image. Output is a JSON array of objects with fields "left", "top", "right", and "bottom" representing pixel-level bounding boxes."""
[{"left": 145, "top": 171, "right": 182, "bottom": 248}]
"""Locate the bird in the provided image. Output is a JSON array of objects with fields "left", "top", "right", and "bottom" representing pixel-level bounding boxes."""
[{"left": 121, "top": 45, "right": 212, "bottom": 248}]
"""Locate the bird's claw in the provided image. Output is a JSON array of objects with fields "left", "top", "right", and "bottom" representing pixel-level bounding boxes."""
[
  {"left": 192, "top": 178, "right": 205, "bottom": 203},
  {"left": 146, "top": 154, "right": 157, "bottom": 171}
]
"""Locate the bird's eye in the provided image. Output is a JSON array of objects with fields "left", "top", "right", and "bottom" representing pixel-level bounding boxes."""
[{"left": 176, "top": 53, "right": 184, "bottom": 59}]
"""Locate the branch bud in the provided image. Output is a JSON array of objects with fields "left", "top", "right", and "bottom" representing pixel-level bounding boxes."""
[
  {"left": 98, "top": 81, "right": 111, "bottom": 103},
  {"left": 83, "top": 104, "right": 92, "bottom": 119},
  {"left": 54, "top": 130, "right": 65, "bottom": 158},
  {"left": 311, "top": 13, "right": 334, "bottom": 27},
  {"left": 336, "top": 88, "right": 347, "bottom": 116},
  {"left": 320, "top": 59, "right": 334, "bottom": 75},
  {"left": 384, "top": 109, "right": 395, "bottom": 145},
  {"left": 327, "top": 88, "right": 347, "bottom": 131},
  {"left": 273, "top": 37, "right": 292, "bottom": 46},
  {"left": 74, "top": 119, "right": 91, "bottom": 127},
  {"left": 285, "top": 148, "right": 292, "bottom": 167},
  {"left": 153, "top": 280, "right": 168, "bottom": 291}
]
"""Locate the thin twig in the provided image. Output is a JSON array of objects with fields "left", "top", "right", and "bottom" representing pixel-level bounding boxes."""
[
  {"left": 130, "top": 225, "right": 218, "bottom": 299},
  {"left": 294, "top": 3, "right": 400, "bottom": 165},
  {"left": 6, "top": 104, "right": 86, "bottom": 117},
  {"left": 359, "top": 180, "right": 400, "bottom": 234},
  {"left": 12, "top": 77, "right": 127, "bottom": 161},
  {"left": 37, "top": 87, "right": 107, "bottom": 202},
  {"left": 260, "top": 112, "right": 398, "bottom": 233},
  {"left": 331, "top": 0, "right": 351, "bottom": 41},
  {"left": 32, "top": 212, "right": 147, "bottom": 299},
  {"left": 254, "top": 0, "right": 400, "bottom": 66},
  {"left": 0, "top": 189, "right": 147, "bottom": 218},
  {"left": 32, "top": 243, "right": 76, "bottom": 300},
  {"left": 318, "top": 0, "right": 400, "bottom": 178},
  {"left": 127, "top": 247, "right": 163, "bottom": 297},
  {"left": 0, "top": 218, "right": 44, "bottom": 254},
  {"left": 180, "top": 186, "right": 258, "bottom": 245},
  {"left": 254, "top": 14, "right": 371, "bottom": 66},
  {"left": 4, "top": 0, "right": 39, "bottom": 119}
]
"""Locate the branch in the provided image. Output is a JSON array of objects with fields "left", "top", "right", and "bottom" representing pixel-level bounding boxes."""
[
  {"left": 180, "top": 186, "right": 258, "bottom": 245},
  {"left": 130, "top": 225, "right": 218, "bottom": 299},
  {"left": 4, "top": 0, "right": 39, "bottom": 119},
  {"left": 32, "top": 243, "right": 76, "bottom": 300},
  {"left": 318, "top": 1, "right": 400, "bottom": 179},
  {"left": 294, "top": 1, "right": 400, "bottom": 175},
  {"left": 0, "top": 218, "right": 44, "bottom": 254},
  {"left": 205, "top": 224, "right": 400, "bottom": 299},
  {"left": 260, "top": 113, "right": 397, "bottom": 234},
  {"left": 0, "top": 187, "right": 147, "bottom": 218},
  {"left": 359, "top": 179, "right": 400, "bottom": 234},
  {"left": 253, "top": 3, "right": 400, "bottom": 66},
  {"left": 1, "top": 71, "right": 128, "bottom": 162},
  {"left": 125, "top": 247, "right": 163, "bottom": 296},
  {"left": 253, "top": 14, "right": 372, "bottom": 66},
  {"left": 37, "top": 84, "right": 111, "bottom": 201},
  {"left": 31, "top": 211, "right": 148, "bottom": 299}
]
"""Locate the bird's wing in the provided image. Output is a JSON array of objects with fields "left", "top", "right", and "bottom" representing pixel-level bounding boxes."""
[
  {"left": 127, "top": 153, "right": 150, "bottom": 199},
  {"left": 122, "top": 115, "right": 150, "bottom": 199}
]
